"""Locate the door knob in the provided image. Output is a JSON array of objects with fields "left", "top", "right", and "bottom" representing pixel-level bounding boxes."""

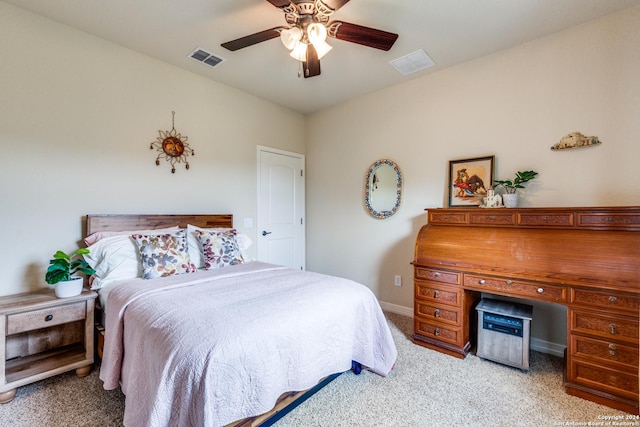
[{"left": 262, "top": 230, "right": 272, "bottom": 236}]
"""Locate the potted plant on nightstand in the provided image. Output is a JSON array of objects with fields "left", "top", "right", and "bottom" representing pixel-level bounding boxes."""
[
  {"left": 45, "top": 248, "right": 96, "bottom": 298},
  {"left": 493, "top": 170, "right": 538, "bottom": 208}
]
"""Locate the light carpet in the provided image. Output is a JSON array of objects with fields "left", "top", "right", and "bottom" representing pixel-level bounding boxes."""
[{"left": 0, "top": 313, "right": 628, "bottom": 426}]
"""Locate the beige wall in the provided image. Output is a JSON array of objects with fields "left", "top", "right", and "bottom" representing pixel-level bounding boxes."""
[
  {"left": 2, "top": 2, "right": 639, "bottom": 350},
  {"left": 306, "top": 7, "right": 640, "bottom": 348},
  {"left": 0, "top": 2, "right": 305, "bottom": 296}
]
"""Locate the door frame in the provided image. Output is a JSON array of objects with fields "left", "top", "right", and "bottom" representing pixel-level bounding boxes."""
[{"left": 256, "top": 145, "right": 306, "bottom": 270}]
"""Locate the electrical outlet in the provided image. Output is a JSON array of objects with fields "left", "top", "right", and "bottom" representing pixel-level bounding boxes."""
[{"left": 394, "top": 275, "right": 402, "bottom": 287}]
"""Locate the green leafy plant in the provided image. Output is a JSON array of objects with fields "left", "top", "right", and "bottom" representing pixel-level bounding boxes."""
[
  {"left": 493, "top": 170, "right": 538, "bottom": 194},
  {"left": 45, "top": 248, "right": 96, "bottom": 285}
]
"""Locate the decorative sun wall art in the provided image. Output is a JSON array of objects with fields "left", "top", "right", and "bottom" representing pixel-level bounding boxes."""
[{"left": 150, "top": 111, "right": 194, "bottom": 173}]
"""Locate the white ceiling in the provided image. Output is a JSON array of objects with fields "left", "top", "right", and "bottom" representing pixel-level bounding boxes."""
[{"left": 5, "top": 0, "right": 640, "bottom": 114}]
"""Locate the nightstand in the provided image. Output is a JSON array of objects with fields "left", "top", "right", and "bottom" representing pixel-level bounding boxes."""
[{"left": 0, "top": 289, "right": 97, "bottom": 403}]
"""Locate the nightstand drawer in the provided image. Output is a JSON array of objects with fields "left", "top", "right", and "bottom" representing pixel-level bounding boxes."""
[
  {"left": 7, "top": 302, "right": 86, "bottom": 335},
  {"left": 414, "top": 318, "right": 462, "bottom": 347}
]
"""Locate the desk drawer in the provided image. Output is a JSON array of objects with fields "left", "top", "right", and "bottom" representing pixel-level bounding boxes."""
[
  {"left": 570, "top": 288, "right": 639, "bottom": 314},
  {"left": 463, "top": 274, "right": 567, "bottom": 303},
  {"left": 577, "top": 212, "right": 640, "bottom": 229},
  {"left": 569, "top": 359, "right": 638, "bottom": 402},
  {"left": 415, "top": 267, "right": 460, "bottom": 285},
  {"left": 570, "top": 310, "right": 639, "bottom": 345},
  {"left": 571, "top": 335, "right": 638, "bottom": 370},
  {"left": 415, "top": 301, "right": 461, "bottom": 326},
  {"left": 428, "top": 211, "right": 467, "bottom": 225},
  {"left": 517, "top": 212, "right": 574, "bottom": 227},
  {"left": 7, "top": 301, "right": 86, "bottom": 335},
  {"left": 469, "top": 212, "right": 515, "bottom": 226},
  {"left": 414, "top": 318, "right": 462, "bottom": 347},
  {"left": 415, "top": 281, "right": 461, "bottom": 308}
]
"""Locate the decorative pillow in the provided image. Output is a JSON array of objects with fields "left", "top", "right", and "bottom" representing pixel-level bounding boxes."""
[
  {"left": 196, "top": 229, "right": 244, "bottom": 269},
  {"left": 187, "top": 224, "right": 253, "bottom": 268},
  {"left": 84, "top": 226, "right": 180, "bottom": 246},
  {"left": 131, "top": 229, "right": 197, "bottom": 279}
]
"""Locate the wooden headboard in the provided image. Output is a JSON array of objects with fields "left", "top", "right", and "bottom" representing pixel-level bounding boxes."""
[{"left": 86, "top": 214, "right": 233, "bottom": 236}]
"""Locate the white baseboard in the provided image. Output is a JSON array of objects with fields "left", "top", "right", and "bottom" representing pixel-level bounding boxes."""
[
  {"left": 379, "top": 301, "right": 413, "bottom": 318},
  {"left": 378, "top": 301, "right": 566, "bottom": 358},
  {"left": 530, "top": 337, "right": 566, "bottom": 358}
]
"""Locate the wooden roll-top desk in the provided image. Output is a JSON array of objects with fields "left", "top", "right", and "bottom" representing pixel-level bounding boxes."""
[{"left": 412, "top": 207, "right": 639, "bottom": 414}]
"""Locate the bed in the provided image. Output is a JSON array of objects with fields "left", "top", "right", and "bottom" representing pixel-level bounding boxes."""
[{"left": 85, "top": 214, "right": 397, "bottom": 427}]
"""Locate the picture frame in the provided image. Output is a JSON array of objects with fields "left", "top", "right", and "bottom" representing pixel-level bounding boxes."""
[{"left": 448, "top": 155, "right": 495, "bottom": 207}]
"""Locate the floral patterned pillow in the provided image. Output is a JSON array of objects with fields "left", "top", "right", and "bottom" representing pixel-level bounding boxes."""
[
  {"left": 131, "top": 229, "right": 197, "bottom": 279},
  {"left": 196, "top": 229, "right": 244, "bottom": 269}
]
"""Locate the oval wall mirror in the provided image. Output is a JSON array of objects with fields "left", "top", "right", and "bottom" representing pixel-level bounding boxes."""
[{"left": 365, "top": 159, "right": 402, "bottom": 219}]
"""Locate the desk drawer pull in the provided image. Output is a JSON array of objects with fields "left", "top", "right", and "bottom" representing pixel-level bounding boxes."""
[
  {"left": 608, "top": 296, "right": 617, "bottom": 304},
  {"left": 433, "top": 272, "right": 440, "bottom": 278},
  {"left": 433, "top": 327, "right": 440, "bottom": 336},
  {"left": 537, "top": 288, "right": 544, "bottom": 294},
  {"left": 434, "top": 309, "right": 440, "bottom": 318},
  {"left": 434, "top": 290, "right": 440, "bottom": 298},
  {"left": 478, "top": 279, "right": 486, "bottom": 285},
  {"left": 609, "top": 324, "right": 617, "bottom": 335},
  {"left": 45, "top": 314, "right": 53, "bottom": 322},
  {"left": 609, "top": 343, "right": 617, "bottom": 356},
  {"left": 506, "top": 279, "right": 512, "bottom": 285}
]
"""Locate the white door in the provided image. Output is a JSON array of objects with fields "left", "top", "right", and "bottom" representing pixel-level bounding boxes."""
[{"left": 257, "top": 146, "right": 305, "bottom": 270}]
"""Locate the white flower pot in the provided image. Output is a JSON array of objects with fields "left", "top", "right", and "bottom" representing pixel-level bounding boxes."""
[
  {"left": 55, "top": 277, "right": 83, "bottom": 298},
  {"left": 502, "top": 193, "right": 519, "bottom": 208}
]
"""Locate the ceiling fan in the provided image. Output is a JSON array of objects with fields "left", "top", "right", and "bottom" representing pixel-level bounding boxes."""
[{"left": 221, "top": 0, "right": 399, "bottom": 78}]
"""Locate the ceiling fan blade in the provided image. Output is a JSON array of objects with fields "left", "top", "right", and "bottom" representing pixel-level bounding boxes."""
[
  {"left": 327, "top": 21, "right": 398, "bottom": 51},
  {"left": 221, "top": 27, "right": 284, "bottom": 51},
  {"left": 303, "top": 44, "right": 321, "bottom": 78},
  {"left": 265, "top": 0, "right": 291, "bottom": 7},
  {"left": 323, "top": 0, "right": 351, "bottom": 12}
]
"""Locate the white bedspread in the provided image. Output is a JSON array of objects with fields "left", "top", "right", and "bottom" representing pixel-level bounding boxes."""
[{"left": 100, "top": 261, "right": 397, "bottom": 427}]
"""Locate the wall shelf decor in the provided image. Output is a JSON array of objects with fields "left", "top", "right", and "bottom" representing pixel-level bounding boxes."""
[{"left": 149, "top": 111, "right": 194, "bottom": 173}]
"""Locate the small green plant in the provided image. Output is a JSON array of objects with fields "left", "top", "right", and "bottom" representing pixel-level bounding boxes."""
[
  {"left": 45, "top": 249, "right": 96, "bottom": 285},
  {"left": 494, "top": 170, "right": 538, "bottom": 194}
]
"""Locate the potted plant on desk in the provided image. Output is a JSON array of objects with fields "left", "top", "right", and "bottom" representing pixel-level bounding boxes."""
[
  {"left": 45, "top": 248, "right": 96, "bottom": 298},
  {"left": 493, "top": 170, "right": 538, "bottom": 208}
]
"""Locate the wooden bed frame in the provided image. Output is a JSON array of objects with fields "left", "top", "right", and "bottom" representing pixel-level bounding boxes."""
[{"left": 85, "top": 213, "right": 344, "bottom": 427}]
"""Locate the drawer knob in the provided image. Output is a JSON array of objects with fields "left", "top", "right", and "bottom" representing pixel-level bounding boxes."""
[
  {"left": 542, "top": 216, "right": 549, "bottom": 221},
  {"left": 434, "top": 309, "right": 440, "bottom": 318},
  {"left": 478, "top": 279, "right": 486, "bottom": 285},
  {"left": 434, "top": 290, "right": 440, "bottom": 298},
  {"left": 609, "top": 324, "right": 617, "bottom": 335},
  {"left": 489, "top": 216, "right": 496, "bottom": 221},
  {"left": 506, "top": 279, "right": 512, "bottom": 285},
  {"left": 537, "top": 288, "right": 544, "bottom": 293},
  {"left": 608, "top": 296, "right": 617, "bottom": 303},
  {"left": 433, "top": 327, "right": 440, "bottom": 336},
  {"left": 45, "top": 314, "right": 53, "bottom": 322},
  {"left": 433, "top": 272, "right": 441, "bottom": 278},
  {"left": 608, "top": 343, "right": 617, "bottom": 356}
]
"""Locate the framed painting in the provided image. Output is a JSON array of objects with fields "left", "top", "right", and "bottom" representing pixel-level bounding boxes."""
[{"left": 448, "top": 155, "right": 494, "bottom": 207}]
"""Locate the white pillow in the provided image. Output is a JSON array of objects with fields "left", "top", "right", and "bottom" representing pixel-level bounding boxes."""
[
  {"left": 84, "top": 227, "right": 183, "bottom": 289},
  {"left": 84, "top": 226, "right": 180, "bottom": 246},
  {"left": 186, "top": 224, "right": 252, "bottom": 269}
]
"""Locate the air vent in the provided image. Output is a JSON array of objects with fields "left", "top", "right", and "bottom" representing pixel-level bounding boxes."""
[
  {"left": 188, "top": 48, "right": 225, "bottom": 68},
  {"left": 389, "top": 49, "right": 435, "bottom": 76}
]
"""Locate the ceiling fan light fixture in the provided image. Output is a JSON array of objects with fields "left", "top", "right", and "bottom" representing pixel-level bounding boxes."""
[
  {"left": 290, "top": 41, "right": 308, "bottom": 61},
  {"left": 307, "top": 23, "right": 328, "bottom": 44},
  {"left": 280, "top": 27, "right": 302, "bottom": 50},
  {"left": 312, "top": 39, "right": 332, "bottom": 59}
]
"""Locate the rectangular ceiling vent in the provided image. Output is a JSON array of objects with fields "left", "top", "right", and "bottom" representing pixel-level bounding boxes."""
[
  {"left": 188, "top": 47, "right": 225, "bottom": 68},
  {"left": 389, "top": 49, "right": 435, "bottom": 76}
]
